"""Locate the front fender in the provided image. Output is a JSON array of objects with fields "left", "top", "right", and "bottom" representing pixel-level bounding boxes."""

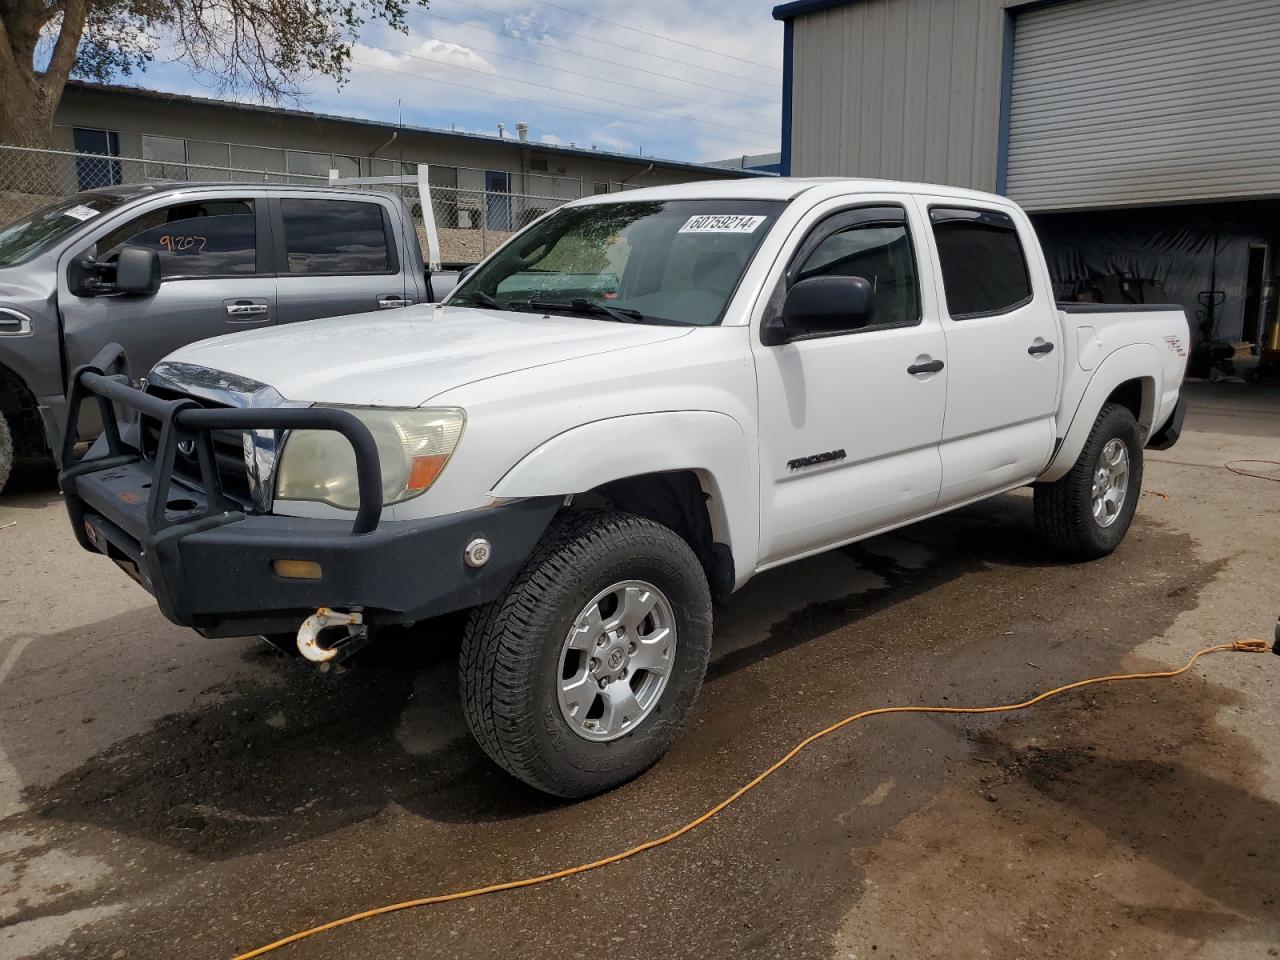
[
  {"left": 490, "top": 411, "right": 759, "bottom": 588},
  {"left": 1040, "top": 343, "right": 1159, "bottom": 483}
]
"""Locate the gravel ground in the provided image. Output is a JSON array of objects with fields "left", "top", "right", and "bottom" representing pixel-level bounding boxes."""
[{"left": 0, "top": 381, "right": 1277, "bottom": 960}]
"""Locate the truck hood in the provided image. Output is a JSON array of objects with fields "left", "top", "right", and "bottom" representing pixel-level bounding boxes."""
[{"left": 163, "top": 304, "right": 693, "bottom": 406}]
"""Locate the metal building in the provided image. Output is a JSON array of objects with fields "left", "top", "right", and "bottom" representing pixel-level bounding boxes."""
[{"left": 773, "top": 0, "right": 1280, "bottom": 357}]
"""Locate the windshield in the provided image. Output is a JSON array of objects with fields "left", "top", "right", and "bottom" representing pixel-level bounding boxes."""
[
  {"left": 0, "top": 194, "right": 126, "bottom": 267},
  {"left": 449, "top": 198, "right": 785, "bottom": 326}
]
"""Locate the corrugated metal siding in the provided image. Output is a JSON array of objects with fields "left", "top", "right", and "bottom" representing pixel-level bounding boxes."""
[
  {"left": 1007, "top": 0, "right": 1280, "bottom": 211},
  {"left": 789, "top": 0, "right": 1006, "bottom": 189}
]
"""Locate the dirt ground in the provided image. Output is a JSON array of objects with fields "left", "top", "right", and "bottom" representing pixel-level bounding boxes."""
[{"left": 1, "top": 381, "right": 1278, "bottom": 960}]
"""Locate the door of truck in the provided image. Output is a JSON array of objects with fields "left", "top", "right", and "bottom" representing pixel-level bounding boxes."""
[
  {"left": 57, "top": 192, "right": 277, "bottom": 390},
  {"left": 751, "top": 198, "right": 948, "bottom": 567},
  {"left": 271, "top": 195, "right": 414, "bottom": 324},
  {"left": 913, "top": 199, "right": 1061, "bottom": 507}
]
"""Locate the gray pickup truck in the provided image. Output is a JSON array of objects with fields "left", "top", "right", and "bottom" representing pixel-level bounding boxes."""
[{"left": 0, "top": 182, "right": 467, "bottom": 491}]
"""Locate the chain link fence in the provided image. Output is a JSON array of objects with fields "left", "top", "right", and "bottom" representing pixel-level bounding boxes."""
[
  {"left": 0, "top": 143, "right": 330, "bottom": 225},
  {"left": 0, "top": 144, "right": 579, "bottom": 263},
  {"left": 324, "top": 173, "right": 576, "bottom": 263}
]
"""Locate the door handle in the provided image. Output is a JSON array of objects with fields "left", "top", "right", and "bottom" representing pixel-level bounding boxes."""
[
  {"left": 378, "top": 295, "right": 413, "bottom": 309},
  {"left": 226, "top": 302, "right": 269, "bottom": 318},
  {"left": 1028, "top": 340, "right": 1055, "bottom": 356},
  {"left": 907, "top": 359, "right": 945, "bottom": 375}
]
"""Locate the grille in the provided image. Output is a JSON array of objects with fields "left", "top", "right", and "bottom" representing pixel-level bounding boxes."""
[{"left": 141, "top": 384, "right": 254, "bottom": 507}]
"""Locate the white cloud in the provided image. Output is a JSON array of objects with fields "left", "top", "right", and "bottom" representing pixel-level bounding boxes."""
[
  {"left": 501, "top": 11, "right": 553, "bottom": 43},
  {"left": 129, "top": 1, "right": 785, "bottom": 166},
  {"left": 413, "top": 38, "right": 497, "bottom": 73}
]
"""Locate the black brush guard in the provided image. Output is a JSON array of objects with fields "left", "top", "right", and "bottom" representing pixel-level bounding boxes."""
[{"left": 58, "top": 344, "right": 561, "bottom": 638}]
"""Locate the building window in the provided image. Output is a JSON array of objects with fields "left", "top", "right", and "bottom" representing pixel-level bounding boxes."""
[
  {"left": 285, "top": 150, "right": 333, "bottom": 180},
  {"left": 72, "top": 128, "right": 122, "bottom": 190},
  {"left": 186, "top": 140, "right": 231, "bottom": 175},
  {"left": 929, "top": 208, "right": 1033, "bottom": 318},
  {"left": 280, "top": 199, "right": 391, "bottom": 275},
  {"left": 593, "top": 182, "right": 609, "bottom": 195},
  {"left": 230, "top": 144, "right": 286, "bottom": 174},
  {"left": 332, "top": 155, "right": 361, "bottom": 179},
  {"left": 428, "top": 165, "right": 458, "bottom": 188},
  {"left": 142, "top": 135, "right": 188, "bottom": 181}
]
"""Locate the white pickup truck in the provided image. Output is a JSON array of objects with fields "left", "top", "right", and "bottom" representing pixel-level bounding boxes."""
[{"left": 60, "top": 177, "right": 1189, "bottom": 797}]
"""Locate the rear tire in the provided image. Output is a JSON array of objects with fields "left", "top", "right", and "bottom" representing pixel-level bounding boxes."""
[
  {"left": 459, "top": 510, "right": 712, "bottom": 798},
  {"left": 1034, "top": 403, "right": 1143, "bottom": 560},
  {"left": 0, "top": 412, "right": 12, "bottom": 495}
]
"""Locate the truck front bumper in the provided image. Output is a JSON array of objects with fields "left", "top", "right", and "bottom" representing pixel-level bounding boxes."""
[{"left": 58, "top": 345, "right": 559, "bottom": 638}]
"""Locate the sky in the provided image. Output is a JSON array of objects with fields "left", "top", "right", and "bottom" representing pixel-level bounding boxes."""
[{"left": 128, "top": 0, "right": 785, "bottom": 165}]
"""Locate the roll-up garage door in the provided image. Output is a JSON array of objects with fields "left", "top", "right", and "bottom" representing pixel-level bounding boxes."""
[{"left": 1006, "top": 0, "right": 1280, "bottom": 211}]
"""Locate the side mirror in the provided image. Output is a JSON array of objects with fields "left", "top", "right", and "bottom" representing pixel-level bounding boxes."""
[
  {"left": 764, "top": 275, "right": 873, "bottom": 345},
  {"left": 456, "top": 263, "right": 478, "bottom": 284},
  {"left": 115, "top": 246, "right": 161, "bottom": 296}
]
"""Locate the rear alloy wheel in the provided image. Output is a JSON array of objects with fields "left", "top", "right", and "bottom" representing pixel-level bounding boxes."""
[
  {"left": 460, "top": 510, "right": 712, "bottom": 798},
  {"left": 1034, "top": 402, "right": 1144, "bottom": 560},
  {"left": 1091, "top": 438, "right": 1130, "bottom": 528}
]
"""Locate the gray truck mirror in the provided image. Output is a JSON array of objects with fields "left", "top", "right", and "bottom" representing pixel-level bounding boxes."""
[{"left": 115, "top": 246, "right": 161, "bottom": 296}]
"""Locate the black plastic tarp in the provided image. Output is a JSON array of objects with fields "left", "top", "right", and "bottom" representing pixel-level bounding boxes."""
[{"left": 1032, "top": 202, "right": 1274, "bottom": 345}]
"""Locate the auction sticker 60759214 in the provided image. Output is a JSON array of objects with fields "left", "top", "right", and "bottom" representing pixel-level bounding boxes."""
[{"left": 678, "top": 214, "right": 767, "bottom": 234}]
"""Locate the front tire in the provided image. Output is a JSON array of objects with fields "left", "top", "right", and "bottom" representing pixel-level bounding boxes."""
[
  {"left": 0, "top": 412, "right": 12, "bottom": 495},
  {"left": 460, "top": 510, "right": 712, "bottom": 798},
  {"left": 1034, "top": 403, "right": 1144, "bottom": 560}
]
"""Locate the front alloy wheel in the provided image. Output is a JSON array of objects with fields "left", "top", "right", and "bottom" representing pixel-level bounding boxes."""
[
  {"left": 460, "top": 510, "right": 713, "bottom": 797},
  {"left": 557, "top": 580, "right": 677, "bottom": 742}
]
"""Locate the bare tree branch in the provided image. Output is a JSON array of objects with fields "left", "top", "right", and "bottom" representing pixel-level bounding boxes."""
[{"left": 1, "top": 0, "right": 427, "bottom": 144}]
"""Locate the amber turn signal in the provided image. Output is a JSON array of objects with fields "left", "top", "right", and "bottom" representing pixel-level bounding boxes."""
[
  {"left": 407, "top": 454, "right": 450, "bottom": 494},
  {"left": 273, "top": 559, "right": 323, "bottom": 580}
]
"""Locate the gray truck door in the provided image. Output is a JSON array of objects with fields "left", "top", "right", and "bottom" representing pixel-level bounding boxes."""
[
  {"left": 271, "top": 196, "right": 413, "bottom": 324},
  {"left": 59, "top": 195, "right": 277, "bottom": 381}
]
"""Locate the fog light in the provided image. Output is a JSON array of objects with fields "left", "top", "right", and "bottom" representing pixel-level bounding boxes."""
[
  {"left": 464, "top": 538, "right": 492, "bottom": 568},
  {"left": 273, "top": 559, "right": 323, "bottom": 580}
]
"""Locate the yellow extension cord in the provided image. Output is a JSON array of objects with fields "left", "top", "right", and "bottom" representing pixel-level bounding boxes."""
[{"left": 232, "top": 639, "right": 1272, "bottom": 959}]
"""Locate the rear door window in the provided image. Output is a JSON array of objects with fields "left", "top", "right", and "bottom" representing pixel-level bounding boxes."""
[
  {"left": 929, "top": 208, "right": 1033, "bottom": 318},
  {"left": 97, "top": 199, "right": 257, "bottom": 279},
  {"left": 280, "top": 199, "right": 392, "bottom": 275}
]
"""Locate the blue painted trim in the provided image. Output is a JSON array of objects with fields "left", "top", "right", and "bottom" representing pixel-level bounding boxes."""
[
  {"left": 995, "top": 9, "right": 1016, "bottom": 195},
  {"left": 781, "top": 19, "right": 794, "bottom": 176},
  {"left": 773, "top": 0, "right": 852, "bottom": 20},
  {"left": 775, "top": 0, "right": 1078, "bottom": 22}
]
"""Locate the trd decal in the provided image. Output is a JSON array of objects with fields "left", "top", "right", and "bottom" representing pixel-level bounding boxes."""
[{"left": 787, "top": 449, "right": 846, "bottom": 470}]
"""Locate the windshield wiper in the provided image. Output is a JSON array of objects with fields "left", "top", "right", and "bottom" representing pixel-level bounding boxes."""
[
  {"left": 457, "top": 291, "right": 505, "bottom": 310},
  {"left": 511, "top": 297, "right": 644, "bottom": 324}
]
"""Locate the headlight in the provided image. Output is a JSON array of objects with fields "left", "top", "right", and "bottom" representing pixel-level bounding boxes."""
[{"left": 275, "top": 406, "right": 465, "bottom": 509}]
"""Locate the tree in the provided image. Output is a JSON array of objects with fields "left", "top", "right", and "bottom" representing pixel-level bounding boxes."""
[{"left": 0, "top": 0, "right": 427, "bottom": 147}]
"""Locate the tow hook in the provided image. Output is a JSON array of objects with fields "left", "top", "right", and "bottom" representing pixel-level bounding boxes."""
[{"left": 297, "top": 607, "right": 369, "bottom": 667}]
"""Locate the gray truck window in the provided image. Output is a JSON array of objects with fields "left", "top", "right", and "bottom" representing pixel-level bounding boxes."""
[
  {"left": 281, "top": 199, "right": 391, "bottom": 275},
  {"left": 97, "top": 199, "right": 257, "bottom": 279},
  {"left": 929, "top": 208, "right": 1033, "bottom": 318},
  {"left": 795, "top": 222, "right": 921, "bottom": 328}
]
